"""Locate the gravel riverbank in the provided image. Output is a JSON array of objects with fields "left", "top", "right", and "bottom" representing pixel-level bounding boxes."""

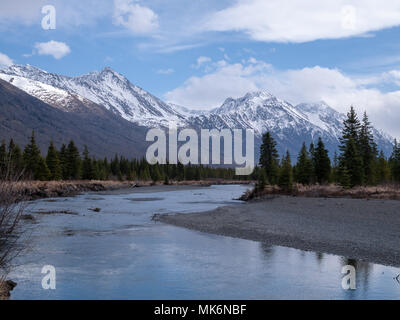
[{"left": 159, "top": 196, "right": 400, "bottom": 267}]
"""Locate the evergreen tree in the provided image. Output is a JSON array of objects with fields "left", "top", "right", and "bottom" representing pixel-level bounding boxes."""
[
  {"left": 259, "top": 131, "right": 280, "bottom": 185},
  {"left": 23, "top": 131, "right": 41, "bottom": 180},
  {"left": 309, "top": 142, "right": 316, "bottom": 183},
  {"left": 295, "top": 142, "right": 313, "bottom": 185},
  {"left": 339, "top": 137, "right": 363, "bottom": 187},
  {"left": 390, "top": 140, "right": 400, "bottom": 183},
  {"left": 81, "top": 146, "right": 94, "bottom": 180},
  {"left": 164, "top": 174, "right": 170, "bottom": 185},
  {"left": 338, "top": 107, "right": 363, "bottom": 187},
  {"left": 151, "top": 164, "right": 162, "bottom": 182},
  {"left": 59, "top": 144, "right": 69, "bottom": 180},
  {"left": 66, "top": 140, "right": 81, "bottom": 180},
  {"left": 0, "top": 140, "right": 7, "bottom": 176},
  {"left": 46, "top": 141, "right": 62, "bottom": 180},
  {"left": 376, "top": 150, "right": 390, "bottom": 184},
  {"left": 35, "top": 156, "right": 50, "bottom": 181},
  {"left": 331, "top": 151, "right": 340, "bottom": 183},
  {"left": 256, "top": 170, "right": 267, "bottom": 193},
  {"left": 339, "top": 106, "right": 361, "bottom": 151},
  {"left": 8, "top": 139, "right": 23, "bottom": 177},
  {"left": 176, "top": 162, "right": 185, "bottom": 181},
  {"left": 313, "top": 138, "right": 331, "bottom": 184},
  {"left": 278, "top": 151, "right": 293, "bottom": 191},
  {"left": 359, "top": 112, "right": 378, "bottom": 185},
  {"left": 338, "top": 165, "right": 352, "bottom": 189}
]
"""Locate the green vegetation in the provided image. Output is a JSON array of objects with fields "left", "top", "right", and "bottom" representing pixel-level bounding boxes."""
[
  {"left": 258, "top": 107, "right": 399, "bottom": 189},
  {"left": 0, "top": 132, "right": 251, "bottom": 182}
]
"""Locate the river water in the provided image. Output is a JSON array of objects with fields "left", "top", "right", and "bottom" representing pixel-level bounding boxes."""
[{"left": 9, "top": 185, "right": 400, "bottom": 299}]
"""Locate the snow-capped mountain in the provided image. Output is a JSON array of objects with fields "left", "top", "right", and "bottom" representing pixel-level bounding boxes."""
[
  {"left": 0, "top": 72, "right": 101, "bottom": 113},
  {"left": 0, "top": 64, "right": 394, "bottom": 157},
  {"left": 0, "top": 65, "right": 186, "bottom": 127},
  {"left": 190, "top": 92, "right": 394, "bottom": 156}
]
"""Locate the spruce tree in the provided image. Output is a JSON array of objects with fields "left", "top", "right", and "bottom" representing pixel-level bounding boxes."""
[
  {"left": 66, "top": 140, "right": 81, "bottom": 180},
  {"left": 295, "top": 142, "right": 313, "bottom": 185},
  {"left": 82, "top": 146, "right": 94, "bottom": 180},
  {"left": 256, "top": 170, "right": 267, "bottom": 192},
  {"left": 376, "top": 150, "right": 390, "bottom": 184},
  {"left": 339, "top": 106, "right": 361, "bottom": 151},
  {"left": 331, "top": 151, "right": 339, "bottom": 183},
  {"left": 390, "top": 140, "right": 400, "bottom": 183},
  {"left": 359, "top": 112, "right": 378, "bottom": 185},
  {"left": 313, "top": 138, "right": 331, "bottom": 184},
  {"left": 278, "top": 151, "right": 293, "bottom": 191},
  {"left": 0, "top": 140, "right": 7, "bottom": 176},
  {"left": 8, "top": 139, "right": 23, "bottom": 177},
  {"left": 59, "top": 144, "right": 68, "bottom": 180},
  {"left": 151, "top": 164, "right": 162, "bottom": 182},
  {"left": 309, "top": 142, "right": 316, "bottom": 183},
  {"left": 338, "top": 107, "right": 363, "bottom": 187},
  {"left": 35, "top": 156, "right": 51, "bottom": 181},
  {"left": 339, "top": 137, "right": 363, "bottom": 187},
  {"left": 259, "top": 131, "right": 280, "bottom": 185},
  {"left": 46, "top": 141, "right": 62, "bottom": 180},
  {"left": 23, "top": 131, "right": 41, "bottom": 180}
]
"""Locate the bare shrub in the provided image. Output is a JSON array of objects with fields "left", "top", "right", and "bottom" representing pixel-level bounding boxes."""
[{"left": 0, "top": 160, "right": 27, "bottom": 293}]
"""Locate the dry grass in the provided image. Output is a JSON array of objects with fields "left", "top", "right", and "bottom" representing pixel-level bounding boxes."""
[
  {"left": 241, "top": 183, "right": 400, "bottom": 201},
  {"left": 7, "top": 179, "right": 253, "bottom": 201}
]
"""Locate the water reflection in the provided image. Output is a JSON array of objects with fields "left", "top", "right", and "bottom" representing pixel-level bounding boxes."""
[{"left": 8, "top": 185, "right": 400, "bottom": 300}]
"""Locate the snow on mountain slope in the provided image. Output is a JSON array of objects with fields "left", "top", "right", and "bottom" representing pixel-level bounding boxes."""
[
  {"left": 295, "top": 102, "right": 394, "bottom": 156},
  {"left": 0, "top": 65, "right": 186, "bottom": 127},
  {"left": 193, "top": 91, "right": 331, "bottom": 139},
  {"left": 0, "top": 73, "right": 100, "bottom": 113},
  {"left": 191, "top": 92, "right": 394, "bottom": 156},
  {"left": 295, "top": 102, "right": 345, "bottom": 139},
  {"left": 0, "top": 65, "right": 393, "bottom": 157}
]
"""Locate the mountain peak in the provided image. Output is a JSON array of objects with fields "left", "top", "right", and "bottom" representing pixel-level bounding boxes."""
[
  {"left": 243, "top": 91, "right": 275, "bottom": 100},
  {"left": 1, "top": 64, "right": 48, "bottom": 77}
]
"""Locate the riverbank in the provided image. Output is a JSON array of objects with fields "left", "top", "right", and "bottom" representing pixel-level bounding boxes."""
[
  {"left": 240, "top": 184, "right": 400, "bottom": 201},
  {"left": 11, "top": 180, "right": 253, "bottom": 201},
  {"left": 0, "top": 280, "right": 16, "bottom": 300},
  {"left": 159, "top": 195, "right": 400, "bottom": 267}
]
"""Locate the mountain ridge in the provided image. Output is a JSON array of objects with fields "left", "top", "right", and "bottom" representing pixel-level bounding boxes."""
[{"left": 0, "top": 64, "right": 394, "bottom": 158}]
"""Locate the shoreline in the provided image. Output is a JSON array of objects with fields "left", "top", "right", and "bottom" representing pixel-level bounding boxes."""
[
  {"left": 159, "top": 195, "right": 400, "bottom": 267},
  {"left": 11, "top": 180, "right": 253, "bottom": 201}
]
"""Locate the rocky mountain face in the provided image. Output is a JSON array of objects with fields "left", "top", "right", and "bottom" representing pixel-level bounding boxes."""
[
  {"left": 0, "top": 65, "right": 186, "bottom": 127},
  {"left": 0, "top": 78, "right": 148, "bottom": 159},
  {"left": 0, "top": 65, "right": 394, "bottom": 159}
]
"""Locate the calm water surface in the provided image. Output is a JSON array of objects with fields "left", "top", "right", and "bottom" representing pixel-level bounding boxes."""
[{"left": 9, "top": 185, "right": 400, "bottom": 299}]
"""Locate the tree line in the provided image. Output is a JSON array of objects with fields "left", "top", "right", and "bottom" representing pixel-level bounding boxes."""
[
  {"left": 0, "top": 132, "right": 249, "bottom": 182},
  {"left": 257, "top": 106, "right": 400, "bottom": 190}
]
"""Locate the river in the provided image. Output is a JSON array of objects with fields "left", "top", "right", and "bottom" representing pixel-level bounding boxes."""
[{"left": 9, "top": 185, "right": 400, "bottom": 299}]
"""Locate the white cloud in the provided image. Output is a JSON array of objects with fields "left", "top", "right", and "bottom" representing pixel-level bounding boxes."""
[
  {"left": 113, "top": 0, "right": 158, "bottom": 34},
  {"left": 193, "top": 56, "right": 212, "bottom": 69},
  {"left": 166, "top": 58, "right": 400, "bottom": 137},
  {"left": 165, "top": 58, "right": 271, "bottom": 109},
  {"left": 157, "top": 68, "right": 174, "bottom": 75},
  {"left": 34, "top": 41, "right": 71, "bottom": 59},
  {"left": 205, "top": 0, "right": 400, "bottom": 43},
  {"left": 0, "top": 53, "right": 14, "bottom": 68}
]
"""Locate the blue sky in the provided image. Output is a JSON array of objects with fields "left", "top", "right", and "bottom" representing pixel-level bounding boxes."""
[{"left": 1, "top": 0, "right": 400, "bottom": 137}]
